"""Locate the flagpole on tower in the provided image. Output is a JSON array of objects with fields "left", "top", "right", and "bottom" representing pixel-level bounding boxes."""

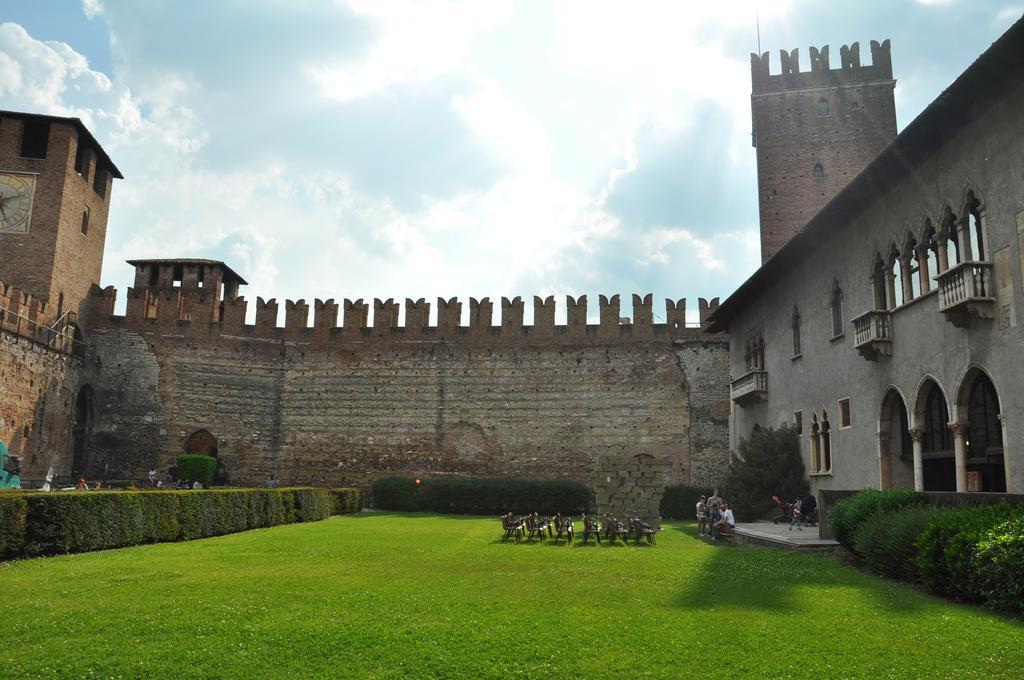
[{"left": 756, "top": 12, "right": 762, "bottom": 54}]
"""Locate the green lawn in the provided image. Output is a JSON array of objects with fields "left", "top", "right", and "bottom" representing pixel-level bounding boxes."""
[{"left": 1, "top": 514, "right": 1021, "bottom": 678}]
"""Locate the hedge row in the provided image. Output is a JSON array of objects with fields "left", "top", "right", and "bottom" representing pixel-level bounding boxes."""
[
  {"left": 0, "top": 487, "right": 364, "bottom": 560},
  {"left": 829, "top": 489, "right": 1024, "bottom": 615},
  {"left": 371, "top": 477, "right": 590, "bottom": 515},
  {"left": 659, "top": 485, "right": 715, "bottom": 520}
]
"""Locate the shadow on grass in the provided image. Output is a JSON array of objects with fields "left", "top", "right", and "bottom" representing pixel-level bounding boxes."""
[{"left": 672, "top": 521, "right": 929, "bottom": 616}]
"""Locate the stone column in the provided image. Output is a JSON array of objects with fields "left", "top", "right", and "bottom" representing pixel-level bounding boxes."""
[
  {"left": 900, "top": 257, "right": 914, "bottom": 302},
  {"left": 936, "top": 237, "right": 949, "bottom": 273},
  {"left": 885, "top": 269, "right": 897, "bottom": 309},
  {"left": 915, "top": 245, "right": 931, "bottom": 294},
  {"left": 999, "top": 413, "right": 1011, "bottom": 493},
  {"left": 956, "top": 218, "right": 973, "bottom": 262},
  {"left": 910, "top": 429, "right": 924, "bottom": 492},
  {"left": 949, "top": 422, "right": 968, "bottom": 492}
]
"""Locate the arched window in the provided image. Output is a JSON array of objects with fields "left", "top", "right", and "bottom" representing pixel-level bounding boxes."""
[
  {"left": 810, "top": 414, "right": 821, "bottom": 472},
  {"left": 965, "top": 193, "right": 984, "bottom": 261},
  {"left": 80, "top": 206, "right": 90, "bottom": 236},
  {"left": 923, "top": 388, "right": 952, "bottom": 454},
  {"left": 792, "top": 307, "right": 801, "bottom": 356},
  {"left": 821, "top": 410, "right": 832, "bottom": 472},
  {"left": 817, "top": 98, "right": 830, "bottom": 116},
  {"left": 923, "top": 223, "right": 938, "bottom": 292},
  {"left": 941, "top": 208, "right": 960, "bottom": 268},
  {"left": 966, "top": 375, "right": 1002, "bottom": 458},
  {"left": 830, "top": 280, "right": 843, "bottom": 337},
  {"left": 185, "top": 429, "right": 218, "bottom": 457},
  {"left": 812, "top": 163, "right": 825, "bottom": 179},
  {"left": 744, "top": 332, "right": 765, "bottom": 371}
]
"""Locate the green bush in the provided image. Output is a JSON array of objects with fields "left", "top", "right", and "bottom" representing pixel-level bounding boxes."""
[
  {"left": 10, "top": 487, "right": 333, "bottom": 558},
  {"left": 0, "top": 493, "right": 28, "bottom": 558},
  {"left": 722, "top": 426, "right": 808, "bottom": 521},
  {"left": 331, "top": 488, "right": 364, "bottom": 514},
  {"left": 915, "top": 502, "right": 1022, "bottom": 603},
  {"left": 372, "top": 477, "right": 590, "bottom": 515},
  {"left": 851, "top": 505, "right": 943, "bottom": 581},
  {"left": 660, "top": 485, "right": 714, "bottom": 520},
  {"left": 372, "top": 477, "right": 420, "bottom": 511},
  {"left": 176, "top": 455, "right": 219, "bottom": 487},
  {"left": 829, "top": 489, "right": 927, "bottom": 549},
  {"left": 973, "top": 516, "right": 1024, "bottom": 615}
]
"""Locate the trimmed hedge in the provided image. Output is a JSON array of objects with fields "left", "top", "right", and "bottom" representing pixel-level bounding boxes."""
[
  {"left": 851, "top": 505, "right": 944, "bottom": 581},
  {"left": 829, "top": 489, "right": 927, "bottom": 549},
  {"left": 176, "top": 455, "right": 219, "bottom": 487},
  {"left": 915, "top": 502, "right": 1023, "bottom": 603},
  {"left": 0, "top": 493, "right": 28, "bottom": 558},
  {"left": 372, "top": 477, "right": 590, "bottom": 515},
  {"left": 660, "top": 485, "right": 714, "bottom": 520},
  {"left": 331, "top": 488, "right": 364, "bottom": 515},
  {"left": 0, "top": 487, "right": 346, "bottom": 559}
]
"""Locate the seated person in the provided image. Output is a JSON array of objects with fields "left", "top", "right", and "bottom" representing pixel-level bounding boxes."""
[{"left": 715, "top": 503, "right": 735, "bottom": 539}]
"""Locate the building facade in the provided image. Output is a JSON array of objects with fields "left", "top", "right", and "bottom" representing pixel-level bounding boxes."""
[{"left": 710, "top": 18, "right": 1024, "bottom": 495}]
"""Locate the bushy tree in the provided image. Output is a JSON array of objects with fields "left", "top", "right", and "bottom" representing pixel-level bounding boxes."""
[{"left": 722, "top": 425, "right": 809, "bottom": 521}]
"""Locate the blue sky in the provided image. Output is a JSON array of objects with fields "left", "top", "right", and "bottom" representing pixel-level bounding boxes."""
[{"left": 2, "top": 1, "right": 1021, "bottom": 323}]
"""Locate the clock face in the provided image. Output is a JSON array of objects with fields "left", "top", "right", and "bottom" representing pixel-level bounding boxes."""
[{"left": 0, "top": 173, "right": 36, "bottom": 234}]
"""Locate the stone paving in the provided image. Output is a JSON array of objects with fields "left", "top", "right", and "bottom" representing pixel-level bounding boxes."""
[{"left": 732, "top": 520, "right": 840, "bottom": 552}]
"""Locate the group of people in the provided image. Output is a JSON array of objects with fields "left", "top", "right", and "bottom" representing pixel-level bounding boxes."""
[
  {"left": 787, "top": 494, "right": 817, "bottom": 531},
  {"left": 695, "top": 488, "right": 735, "bottom": 542}
]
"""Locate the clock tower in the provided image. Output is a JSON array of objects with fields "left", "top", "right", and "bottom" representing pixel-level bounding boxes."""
[{"left": 0, "top": 111, "right": 122, "bottom": 322}]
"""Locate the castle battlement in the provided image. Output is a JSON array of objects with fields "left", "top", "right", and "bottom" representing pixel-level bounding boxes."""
[
  {"left": 85, "top": 283, "right": 722, "bottom": 345},
  {"left": 751, "top": 39, "right": 893, "bottom": 94},
  {"left": 0, "top": 278, "right": 77, "bottom": 354}
]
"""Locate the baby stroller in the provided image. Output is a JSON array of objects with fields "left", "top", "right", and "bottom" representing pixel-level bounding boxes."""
[{"left": 799, "top": 495, "right": 818, "bottom": 526}]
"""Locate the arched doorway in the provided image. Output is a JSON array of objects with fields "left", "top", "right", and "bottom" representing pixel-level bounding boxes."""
[
  {"left": 186, "top": 429, "right": 218, "bottom": 457},
  {"left": 71, "top": 386, "right": 94, "bottom": 476},
  {"left": 879, "top": 388, "right": 913, "bottom": 489},
  {"left": 915, "top": 379, "right": 955, "bottom": 491},
  {"left": 956, "top": 369, "right": 1005, "bottom": 492}
]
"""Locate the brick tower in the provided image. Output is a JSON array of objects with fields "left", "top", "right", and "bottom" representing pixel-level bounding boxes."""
[
  {"left": 751, "top": 41, "right": 897, "bottom": 262},
  {"left": 0, "top": 111, "right": 122, "bottom": 321}
]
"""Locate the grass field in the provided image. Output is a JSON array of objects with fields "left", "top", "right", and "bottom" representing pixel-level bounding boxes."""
[{"left": 1, "top": 513, "right": 1021, "bottom": 678}]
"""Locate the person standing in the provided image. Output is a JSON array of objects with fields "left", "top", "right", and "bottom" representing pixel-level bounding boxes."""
[
  {"left": 696, "top": 496, "right": 708, "bottom": 536},
  {"left": 148, "top": 468, "right": 157, "bottom": 488}
]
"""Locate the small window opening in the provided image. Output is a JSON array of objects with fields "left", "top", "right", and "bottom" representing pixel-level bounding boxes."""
[
  {"left": 838, "top": 398, "right": 852, "bottom": 428},
  {"left": 20, "top": 120, "right": 50, "bottom": 159},
  {"left": 148, "top": 265, "right": 160, "bottom": 286},
  {"left": 794, "top": 411, "right": 803, "bottom": 436},
  {"left": 830, "top": 280, "right": 843, "bottom": 337},
  {"left": 792, "top": 306, "right": 802, "bottom": 356},
  {"left": 92, "top": 167, "right": 108, "bottom": 198},
  {"left": 812, "top": 163, "right": 825, "bottom": 179},
  {"left": 817, "top": 98, "right": 830, "bottom": 116},
  {"left": 80, "top": 206, "right": 90, "bottom": 236},
  {"left": 74, "top": 141, "right": 90, "bottom": 176},
  {"left": 172, "top": 264, "right": 183, "bottom": 288}
]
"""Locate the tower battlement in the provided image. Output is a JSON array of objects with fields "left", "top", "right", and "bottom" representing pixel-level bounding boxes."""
[{"left": 751, "top": 40, "right": 893, "bottom": 94}]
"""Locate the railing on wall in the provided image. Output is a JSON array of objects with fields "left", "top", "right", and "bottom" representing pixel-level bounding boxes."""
[
  {"left": 936, "top": 261, "right": 995, "bottom": 327},
  {"left": 0, "top": 306, "right": 80, "bottom": 355},
  {"left": 730, "top": 369, "right": 768, "bottom": 406},
  {"left": 851, "top": 309, "right": 892, "bottom": 360}
]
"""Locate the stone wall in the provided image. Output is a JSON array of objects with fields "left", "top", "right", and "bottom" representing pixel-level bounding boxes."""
[
  {"left": 78, "top": 293, "right": 731, "bottom": 493},
  {"left": 0, "top": 328, "right": 81, "bottom": 477}
]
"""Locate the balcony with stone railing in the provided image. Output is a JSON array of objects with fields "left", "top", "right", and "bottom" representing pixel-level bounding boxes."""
[
  {"left": 852, "top": 309, "right": 892, "bottom": 360},
  {"left": 730, "top": 369, "right": 768, "bottom": 406},
  {"left": 936, "top": 260, "right": 995, "bottom": 328}
]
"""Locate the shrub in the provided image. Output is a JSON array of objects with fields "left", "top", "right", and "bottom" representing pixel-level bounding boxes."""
[
  {"left": 372, "top": 477, "right": 420, "bottom": 511},
  {"left": 372, "top": 477, "right": 590, "bottom": 515},
  {"left": 660, "top": 485, "right": 714, "bottom": 520},
  {"left": 176, "top": 455, "right": 219, "bottom": 487},
  {"left": 851, "top": 505, "right": 943, "bottom": 581},
  {"left": 915, "top": 502, "right": 1022, "bottom": 603},
  {"left": 0, "top": 492, "right": 28, "bottom": 558},
  {"left": 973, "top": 516, "right": 1024, "bottom": 615},
  {"left": 829, "top": 489, "right": 927, "bottom": 549},
  {"left": 331, "top": 488, "right": 364, "bottom": 515},
  {"left": 721, "top": 426, "right": 808, "bottom": 521},
  {"left": 14, "top": 488, "right": 332, "bottom": 557}
]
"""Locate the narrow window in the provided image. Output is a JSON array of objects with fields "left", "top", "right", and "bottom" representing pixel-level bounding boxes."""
[
  {"left": 810, "top": 414, "right": 821, "bottom": 472},
  {"left": 148, "top": 265, "right": 160, "bottom": 286},
  {"left": 830, "top": 280, "right": 843, "bottom": 337},
  {"left": 80, "top": 206, "right": 90, "bottom": 236},
  {"left": 57, "top": 293, "right": 64, "bottom": 319},
  {"left": 20, "top": 120, "right": 50, "bottom": 159},
  {"left": 838, "top": 398, "right": 852, "bottom": 429},
  {"left": 890, "top": 255, "right": 904, "bottom": 308},
  {"left": 872, "top": 255, "right": 887, "bottom": 310},
  {"left": 967, "top": 198, "right": 984, "bottom": 261},
  {"left": 817, "top": 98, "right": 830, "bottom": 116},
  {"left": 821, "top": 411, "right": 832, "bottom": 471},
  {"left": 792, "top": 307, "right": 801, "bottom": 356},
  {"left": 907, "top": 238, "right": 921, "bottom": 299},
  {"left": 794, "top": 411, "right": 803, "bottom": 436},
  {"left": 92, "top": 166, "right": 108, "bottom": 198},
  {"left": 812, "top": 163, "right": 825, "bottom": 179},
  {"left": 74, "top": 141, "right": 90, "bottom": 176}
]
